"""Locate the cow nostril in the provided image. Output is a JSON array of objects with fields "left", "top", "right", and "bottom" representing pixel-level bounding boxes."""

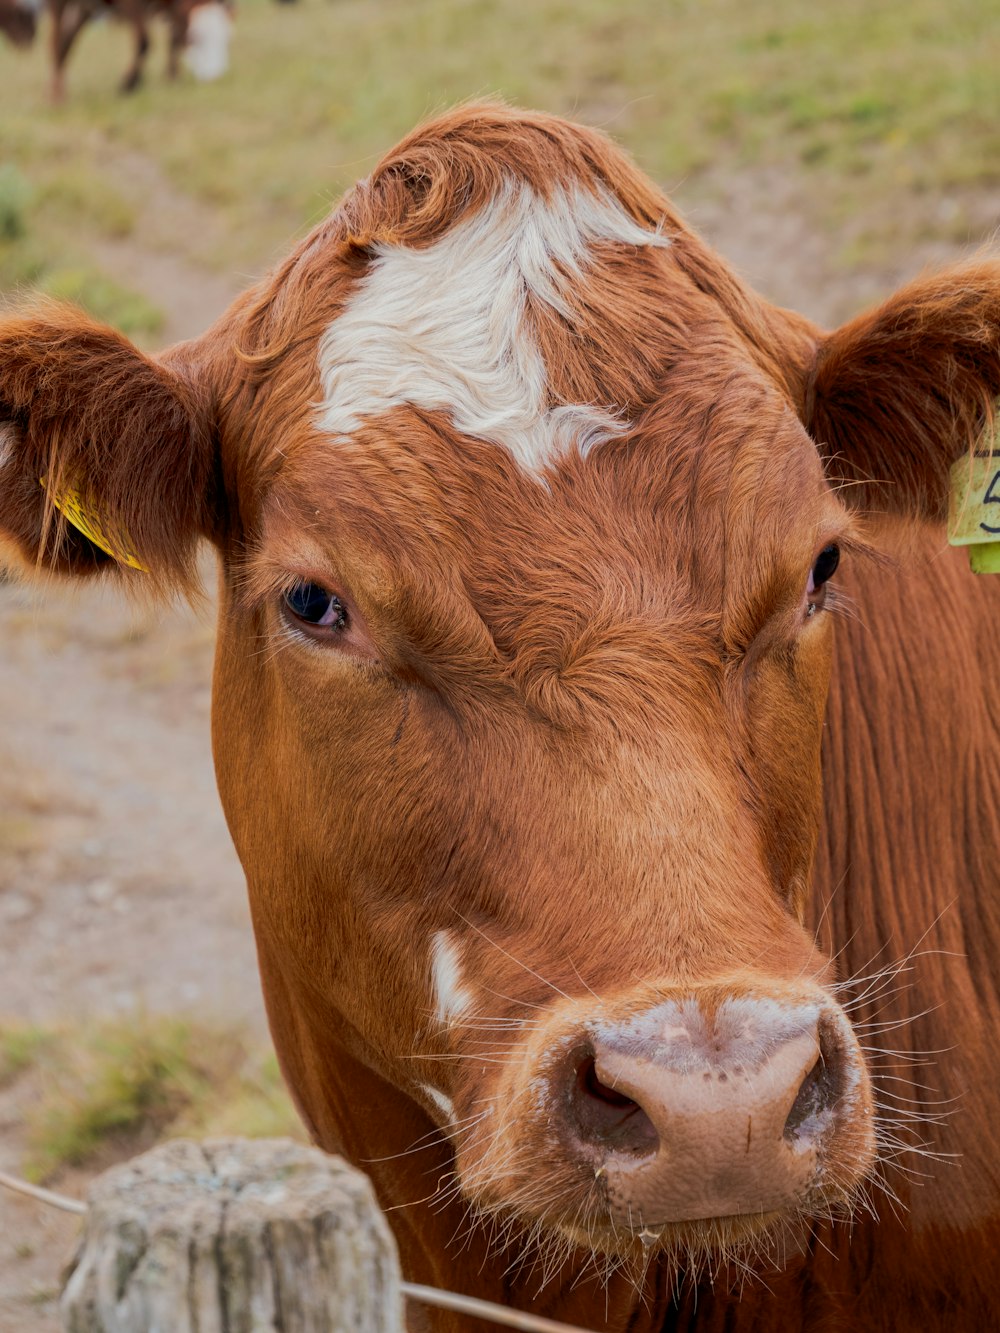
[
  {"left": 783, "top": 1047, "right": 838, "bottom": 1144},
  {"left": 581, "top": 1057, "right": 637, "bottom": 1109},
  {"left": 572, "top": 1056, "right": 659, "bottom": 1157}
]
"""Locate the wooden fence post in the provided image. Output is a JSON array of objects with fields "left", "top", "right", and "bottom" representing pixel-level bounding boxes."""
[{"left": 60, "top": 1137, "right": 404, "bottom": 1332}]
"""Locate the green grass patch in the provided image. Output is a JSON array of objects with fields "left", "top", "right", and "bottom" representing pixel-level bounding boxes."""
[
  {"left": 27, "top": 1017, "right": 207, "bottom": 1179},
  {"left": 36, "top": 169, "right": 135, "bottom": 240},
  {"left": 0, "top": 241, "right": 163, "bottom": 339},
  {"left": 38, "top": 266, "right": 163, "bottom": 337},
  {"left": 0, "top": 173, "right": 162, "bottom": 336},
  {"left": 0, "top": 1024, "right": 54, "bottom": 1087},
  {"left": 191, "top": 1049, "right": 302, "bottom": 1142},
  {"left": 1, "top": 0, "right": 998, "bottom": 305},
  {"left": 2, "top": 1015, "right": 302, "bottom": 1182},
  {"left": 0, "top": 165, "right": 31, "bottom": 241},
  {"left": 0, "top": 237, "right": 46, "bottom": 291}
]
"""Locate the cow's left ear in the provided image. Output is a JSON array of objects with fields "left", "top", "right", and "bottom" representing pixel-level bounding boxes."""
[
  {"left": 804, "top": 260, "right": 1000, "bottom": 523},
  {"left": 0, "top": 305, "right": 218, "bottom": 594}
]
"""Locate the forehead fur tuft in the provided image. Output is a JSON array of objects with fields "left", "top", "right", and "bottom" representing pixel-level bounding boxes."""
[
  {"left": 337, "top": 101, "right": 669, "bottom": 252},
  {"left": 228, "top": 102, "right": 819, "bottom": 473}
]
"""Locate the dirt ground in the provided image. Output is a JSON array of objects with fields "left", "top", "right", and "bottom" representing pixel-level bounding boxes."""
[
  {"left": 0, "top": 137, "right": 259, "bottom": 1330},
  {"left": 0, "top": 121, "right": 996, "bottom": 1331},
  {"left": 0, "top": 563, "right": 270, "bottom": 1330}
]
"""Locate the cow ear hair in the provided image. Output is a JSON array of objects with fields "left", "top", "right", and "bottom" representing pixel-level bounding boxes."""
[
  {"left": 803, "top": 260, "right": 1000, "bottom": 524},
  {"left": 0, "top": 304, "right": 218, "bottom": 596}
]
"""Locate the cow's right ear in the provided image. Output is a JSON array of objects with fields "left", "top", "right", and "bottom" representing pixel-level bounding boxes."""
[{"left": 0, "top": 305, "right": 217, "bottom": 594}]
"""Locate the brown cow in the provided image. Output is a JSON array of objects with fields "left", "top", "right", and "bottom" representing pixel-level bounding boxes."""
[
  {"left": 29, "top": 0, "right": 231, "bottom": 100},
  {"left": 1, "top": 105, "right": 999, "bottom": 1331}
]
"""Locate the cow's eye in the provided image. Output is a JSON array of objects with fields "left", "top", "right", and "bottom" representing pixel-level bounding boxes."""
[
  {"left": 283, "top": 580, "right": 348, "bottom": 632},
  {"left": 805, "top": 544, "right": 840, "bottom": 617}
]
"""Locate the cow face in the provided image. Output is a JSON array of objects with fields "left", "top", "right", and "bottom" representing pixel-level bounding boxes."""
[
  {"left": 3, "top": 107, "right": 999, "bottom": 1279},
  {"left": 208, "top": 333, "right": 872, "bottom": 1270}
]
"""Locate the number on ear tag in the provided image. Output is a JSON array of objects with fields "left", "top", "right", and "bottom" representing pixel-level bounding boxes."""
[
  {"left": 949, "top": 426, "right": 1000, "bottom": 574},
  {"left": 39, "top": 479, "right": 147, "bottom": 572}
]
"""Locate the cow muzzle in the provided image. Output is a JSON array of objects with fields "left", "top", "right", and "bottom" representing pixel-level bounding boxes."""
[
  {"left": 455, "top": 982, "right": 875, "bottom": 1256},
  {"left": 571, "top": 996, "right": 866, "bottom": 1229}
]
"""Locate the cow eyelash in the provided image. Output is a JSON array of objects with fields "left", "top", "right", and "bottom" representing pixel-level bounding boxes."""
[{"left": 812, "top": 584, "right": 840, "bottom": 617}]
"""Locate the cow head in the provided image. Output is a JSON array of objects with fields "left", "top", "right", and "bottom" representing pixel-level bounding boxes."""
[
  {"left": 0, "top": 0, "right": 38, "bottom": 49},
  {"left": 2, "top": 106, "right": 999, "bottom": 1282}
]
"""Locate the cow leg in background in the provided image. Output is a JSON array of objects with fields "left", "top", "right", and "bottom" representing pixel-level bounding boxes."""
[
  {"left": 166, "top": 7, "right": 184, "bottom": 79},
  {"left": 48, "top": 0, "right": 90, "bottom": 102},
  {"left": 117, "top": 0, "right": 149, "bottom": 92}
]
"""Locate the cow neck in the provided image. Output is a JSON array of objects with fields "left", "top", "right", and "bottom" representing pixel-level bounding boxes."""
[
  {"left": 256, "top": 946, "right": 871, "bottom": 1331},
  {"left": 813, "top": 530, "right": 1000, "bottom": 1318}
]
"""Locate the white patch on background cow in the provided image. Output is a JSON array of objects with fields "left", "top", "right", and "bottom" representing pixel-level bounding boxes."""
[
  {"left": 431, "top": 930, "right": 473, "bottom": 1026},
  {"left": 316, "top": 181, "right": 668, "bottom": 472},
  {"left": 420, "top": 1083, "right": 456, "bottom": 1124},
  {"left": 183, "top": 2, "right": 231, "bottom": 82}
]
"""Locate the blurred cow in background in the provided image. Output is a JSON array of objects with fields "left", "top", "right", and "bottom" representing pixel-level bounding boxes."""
[
  {"left": 48, "top": 0, "right": 232, "bottom": 99},
  {"left": 1, "top": 0, "right": 231, "bottom": 99}
]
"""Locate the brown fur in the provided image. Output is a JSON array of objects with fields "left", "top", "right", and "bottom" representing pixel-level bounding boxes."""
[
  {"left": 0, "top": 303, "right": 216, "bottom": 593},
  {"left": 2, "top": 104, "right": 999, "bottom": 1330},
  {"left": 809, "top": 266, "right": 1000, "bottom": 521}
]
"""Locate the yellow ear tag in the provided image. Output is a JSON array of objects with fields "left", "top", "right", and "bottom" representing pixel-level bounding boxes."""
[
  {"left": 39, "top": 478, "right": 147, "bottom": 572},
  {"left": 948, "top": 421, "right": 1000, "bottom": 574}
]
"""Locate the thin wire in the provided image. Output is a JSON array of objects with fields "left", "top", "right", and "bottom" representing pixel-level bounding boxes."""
[
  {"left": 0, "top": 1169, "right": 86, "bottom": 1215},
  {"left": 0, "top": 1171, "right": 595, "bottom": 1333},
  {"left": 400, "top": 1282, "right": 594, "bottom": 1332}
]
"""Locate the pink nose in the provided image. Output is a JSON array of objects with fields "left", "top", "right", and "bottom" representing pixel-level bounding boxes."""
[{"left": 569, "top": 999, "right": 848, "bottom": 1226}]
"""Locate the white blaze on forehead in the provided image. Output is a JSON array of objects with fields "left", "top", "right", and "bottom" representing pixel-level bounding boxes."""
[
  {"left": 431, "top": 929, "right": 473, "bottom": 1026},
  {"left": 316, "top": 180, "right": 668, "bottom": 472}
]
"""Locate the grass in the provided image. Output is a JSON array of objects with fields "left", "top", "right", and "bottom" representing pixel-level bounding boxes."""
[
  {"left": 0, "top": 1015, "right": 302, "bottom": 1182},
  {"left": 0, "top": 1024, "right": 54, "bottom": 1086},
  {"left": 0, "top": 231, "right": 164, "bottom": 338},
  {"left": 0, "top": 0, "right": 999, "bottom": 335},
  {"left": 0, "top": 164, "right": 30, "bottom": 241},
  {"left": 35, "top": 266, "right": 163, "bottom": 337},
  {"left": 0, "top": 241, "right": 164, "bottom": 338}
]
